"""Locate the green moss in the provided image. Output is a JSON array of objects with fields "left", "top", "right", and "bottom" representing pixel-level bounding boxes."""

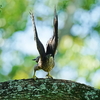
[
  {"left": 71, "top": 83, "right": 77, "bottom": 88},
  {"left": 85, "top": 91, "right": 98, "bottom": 99},
  {"left": 17, "top": 85, "right": 22, "bottom": 91},
  {"left": 40, "top": 84, "right": 46, "bottom": 90},
  {"left": 52, "top": 83, "right": 58, "bottom": 90}
]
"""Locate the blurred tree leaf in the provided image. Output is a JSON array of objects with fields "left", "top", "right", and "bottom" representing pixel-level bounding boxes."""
[
  {"left": 81, "top": 0, "right": 96, "bottom": 10},
  {"left": 0, "top": 0, "right": 29, "bottom": 38},
  {"left": 93, "top": 21, "right": 100, "bottom": 33}
]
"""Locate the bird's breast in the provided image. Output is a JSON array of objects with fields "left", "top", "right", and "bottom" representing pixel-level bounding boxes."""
[{"left": 42, "top": 57, "right": 55, "bottom": 72}]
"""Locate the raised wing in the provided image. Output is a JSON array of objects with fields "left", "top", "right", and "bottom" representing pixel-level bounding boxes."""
[
  {"left": 30, "top": 12, "right": 46, "bottom": 60},
  {"left": 46, "top": 8, "right": 58, "bottom": 57}
]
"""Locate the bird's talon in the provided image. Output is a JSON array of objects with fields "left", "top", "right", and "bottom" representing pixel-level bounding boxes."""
[
  {"left": 46, "top": 74, "right": 53, "bottom": 79},
  {"left": 33, "top": 75, "right": 37, "bottom": 80}
]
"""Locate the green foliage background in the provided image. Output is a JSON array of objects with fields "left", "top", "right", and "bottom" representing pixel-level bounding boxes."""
[{"left": 0, "top": 0, "right": 100, "bottom": 88}]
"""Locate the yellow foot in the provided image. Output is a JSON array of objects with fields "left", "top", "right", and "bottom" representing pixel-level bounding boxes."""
[
  {"left": 33, "top": 75, "right": 37, "bottom": 80},
  {"left": 46, "top": 73, "right": 53, "bottom": 79}
]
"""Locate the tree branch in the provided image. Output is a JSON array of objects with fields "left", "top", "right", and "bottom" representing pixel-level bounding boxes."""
[{"left": 0, "top": 78, "right": 100, "bottom": 100}]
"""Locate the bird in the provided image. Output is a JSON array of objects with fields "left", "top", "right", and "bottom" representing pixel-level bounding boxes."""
[{"left": 30, "top": 8, "right": 58, "bottom": 80}]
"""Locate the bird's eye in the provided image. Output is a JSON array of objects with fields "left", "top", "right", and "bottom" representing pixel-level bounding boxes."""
[{"left": 50, "top": 54, "right": 52, "bottom": 56}]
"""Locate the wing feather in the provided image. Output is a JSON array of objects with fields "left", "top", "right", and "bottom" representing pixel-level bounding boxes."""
[
  {"left": 46, "top": 8, "right": 58, "bottom": 57},
  {"left": 30, "top": 12, "right": 46, "bottom": 60}
]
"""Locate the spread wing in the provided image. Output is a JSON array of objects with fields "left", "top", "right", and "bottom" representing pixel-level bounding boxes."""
[
  {"left": 46, "top": 8, "right": 58, "bottom": 57},
  {"left": 30, "top": 12, "right": 46, "bottom": 60}
]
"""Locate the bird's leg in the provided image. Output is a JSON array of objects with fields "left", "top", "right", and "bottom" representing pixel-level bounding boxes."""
[
  {"left": 46, "top": 72, "right": 53, "bottom": 78},
  {"left": 33, "top": 71, "right": 37, "bottom": 80},
  {"left": 33, "top": 65, "right": 40, "bottom": 80}
]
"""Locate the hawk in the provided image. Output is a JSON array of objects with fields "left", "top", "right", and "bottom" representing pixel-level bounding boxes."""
[{"left": 30, "top": 8, "right": 58, "bottom": 79}]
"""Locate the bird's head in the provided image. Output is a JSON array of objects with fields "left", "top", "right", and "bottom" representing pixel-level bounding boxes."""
[
  {"left": 46, "top": 54, "right": 53, "bottom": 61},
  {"left": 46, "top": 54, "right": 53, "bottom": 58}
]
